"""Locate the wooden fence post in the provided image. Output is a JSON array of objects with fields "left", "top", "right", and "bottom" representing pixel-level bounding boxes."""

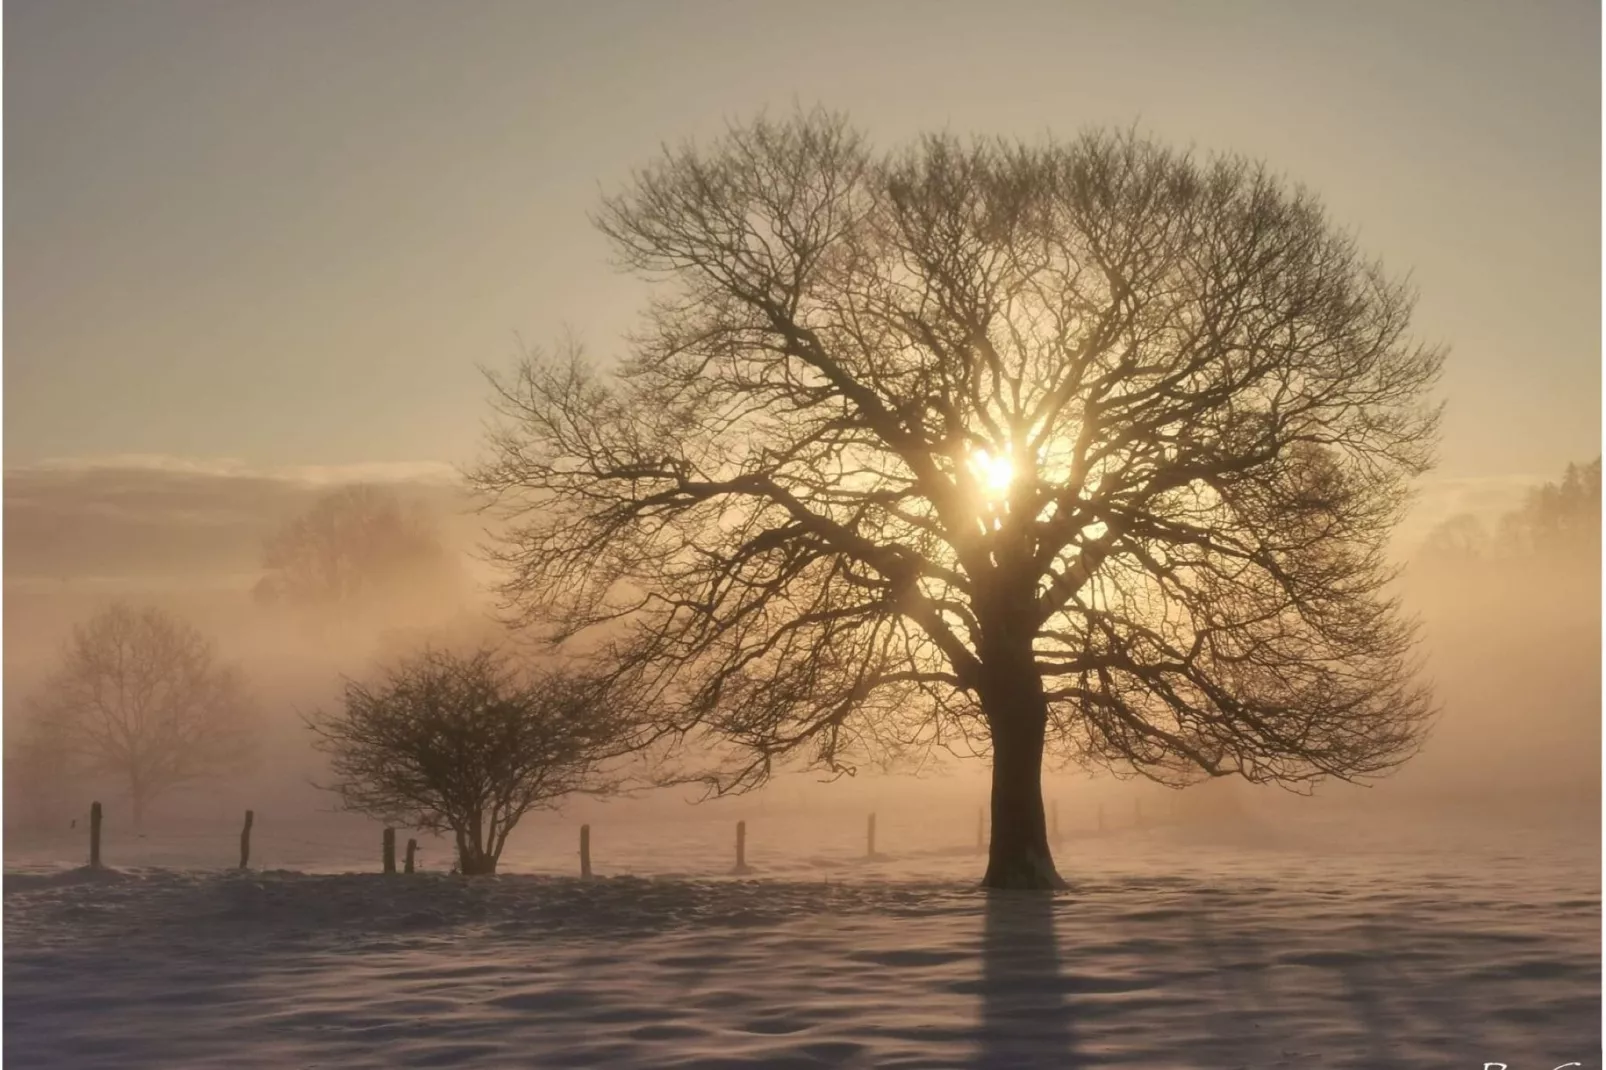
[
  {"left": 405, "top": 838, "right": 418, "bottom": 874},
  {"left": 976, "top": 806, "right": 985, "bottom": 852},
  {"left": 1051, "top": 799, "right": 1060, "bottom": 844},
  {"left": 1097, "top": 802, "right": 1105, "bottom": 834},
  {"left": 89, "top": 801, "right": 103, "bottom": 869},
  {"left": 580, "top": 824, "right": 592, "bottom": 878},
  {"left": 866, "top": 812, "right": 877, "bottom": 859},
  {"left": 382, "top": 828, "right": 396, "bottom": 874},
  {"left": 238, "top": 809, "right": 254, "bottom": 870},
  {"left": 735, "top": 820, "right": 748, "bottom": 873}
]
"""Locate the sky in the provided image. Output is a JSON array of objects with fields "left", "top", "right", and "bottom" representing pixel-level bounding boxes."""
[{"left": 4, "top": 0, "right": 1600, "bottom": 500}]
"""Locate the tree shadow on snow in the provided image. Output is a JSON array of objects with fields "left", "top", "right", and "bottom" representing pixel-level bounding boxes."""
[{"left": 972, "top": 891, "right": 1078, "bottom": 1069}]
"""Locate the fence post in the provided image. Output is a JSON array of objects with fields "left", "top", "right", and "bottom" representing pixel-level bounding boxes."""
[
  {"left": 1097, "top": 802, "right": 1105, "bottom": 834},
  {"left": 89, "top": 801, "right": 103, "bottom": 869},
  {"left": 976, "top": 806, "right": 985, "bottom": 853},
  {"left": 405, "top": 838, "right": 418, "bottom": 874},
  {"left": 382, "top": 828, "right": 396, "bottom": 874},
  {"left": 1134, "top": 798, "right": 1143, "bottom": 829},
  {"left": 735, "top": 820, "right": 748, "bottom": 873},
  {"left": 866, "top": 812, "right": 877, "bottom": 859},
  {"left": 238, "top": 809, "right": 254, "bottom": 870},
  {"left": 1051, "top": 799, "right": 1060, "bottom": 845},
  {"left": 580, "top": 824, "right": 592, "bottom": 878}
]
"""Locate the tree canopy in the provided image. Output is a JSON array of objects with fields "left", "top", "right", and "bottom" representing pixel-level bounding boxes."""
[
  {"left": 475, "top": 111, "right": 1442, "bottom": 887},
  {"left": 306, "top": 647, "right": 621, "bottom": 874}
]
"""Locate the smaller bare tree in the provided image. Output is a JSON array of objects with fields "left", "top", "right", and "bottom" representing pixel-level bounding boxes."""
[
  {"left": 31, "top": 604, "right": 256, "bottom": 830},
  {"left": 306, "top": 647, "right": 619, "bottom": 875}
]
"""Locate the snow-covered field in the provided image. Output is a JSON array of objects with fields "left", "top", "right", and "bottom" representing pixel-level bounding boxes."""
[{"left": 5, "top": 805, "right": 1600, "bottom": 1069}]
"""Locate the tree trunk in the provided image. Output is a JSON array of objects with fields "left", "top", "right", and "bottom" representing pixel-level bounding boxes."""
[
  {"left": 980, "top": 669, "right": 1065, "bottom": 890},
  {"left": 461, "top": 849, "right": 497, "bottom": 875},
  {"left": 456, "top": 832, "right": 498, "bottom": 875}
]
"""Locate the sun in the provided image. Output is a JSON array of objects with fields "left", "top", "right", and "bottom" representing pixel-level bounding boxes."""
[{"left": 970, "top": 448, "right": 1014, "bottom": 499}]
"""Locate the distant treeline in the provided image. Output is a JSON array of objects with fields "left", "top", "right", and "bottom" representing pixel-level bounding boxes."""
[{"left": 1418, "top": 458, "right": 1601, "bottom": 567}]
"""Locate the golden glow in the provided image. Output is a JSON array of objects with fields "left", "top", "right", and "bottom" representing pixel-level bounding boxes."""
[{"left": 970, "top": 448, "right": 1014, "bottom": 499}]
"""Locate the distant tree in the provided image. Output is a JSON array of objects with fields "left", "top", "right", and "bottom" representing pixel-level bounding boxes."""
[
  {"left": 306, "top": 647, "right": 620, "bottom": 875},
  {"left": 31, "top": 604, "right": 256, "bottom": 829},
  {"left": 475, "top": 111, "right": 1443, "bottom": 888},
  {"left": 1417, "top": 512, "right": 1489, "bottom": 566},
  {"left": 255, "top": 485, "right": 462, "bottom": 623}
]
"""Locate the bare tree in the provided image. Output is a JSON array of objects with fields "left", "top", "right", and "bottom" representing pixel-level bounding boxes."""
[
  {"left": 306, "top": 647, "right": 619, "bottom": 875},
  {"left": 31, "top": 604, "right": 256, "bottom": 830},
  {"left": 255, "top": 485, "right": 463, "bottom": 625},
  {"left": 473, "top": 111, "right": 1443, "bottom": 888}
]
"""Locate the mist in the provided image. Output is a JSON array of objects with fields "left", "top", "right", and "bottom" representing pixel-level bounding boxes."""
[
  {"left": 3, "top": 461, "right": 496, "bottom": 835},
  {"left": 5, "top": 458, "right": 1597, "bottom": 855}
]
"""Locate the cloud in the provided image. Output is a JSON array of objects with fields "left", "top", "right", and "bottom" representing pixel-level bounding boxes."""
[
  {"left": 26, "top": 455, "right": 462, "bottom": 486},
  {"left": 4, "top": 456, "right": 480, "bottom": 587}
]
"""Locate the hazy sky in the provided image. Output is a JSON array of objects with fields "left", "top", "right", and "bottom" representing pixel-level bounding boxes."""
[{"left": 6, "top": 0, "right": 1600, "bottom": 481}]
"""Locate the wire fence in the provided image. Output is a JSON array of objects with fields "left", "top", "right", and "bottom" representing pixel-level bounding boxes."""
[{"left": 8, "top": 794, "right": 1182, "bottom": 880}]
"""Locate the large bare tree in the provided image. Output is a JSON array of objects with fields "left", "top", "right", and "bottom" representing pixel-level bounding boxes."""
[
  {"left": 31, "top": 603, "right": 256, "bottom": 830},
  {"left": 474, "top": 112, "right": 1442, "bottom": 888}
]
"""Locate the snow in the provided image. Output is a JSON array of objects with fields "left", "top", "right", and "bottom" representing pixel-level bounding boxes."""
[{"left": 5, "top": 805, "right": 1599, "bottom": 1068}]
